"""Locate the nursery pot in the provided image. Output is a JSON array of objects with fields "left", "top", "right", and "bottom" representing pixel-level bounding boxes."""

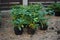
[
  {"left": 55, "top": 11, "right": 60, "bottom": 16},
  {"left": 27, "top": 27, "right": 36, "bottom": 35},
  {"left": 23, "top": 24, "right": 28, "bottom": 28},
  {"left": 0, "top": 22, "right": 1, "bottom": 28},
  {"left": 40, "top": 24, "right": 48, "bottom": 30},
  {"left": 57, "top": 30, "right": 60, "bottom": 34},
  {"left": 14, "top": 26, "right": 23, "bottom": 35}
]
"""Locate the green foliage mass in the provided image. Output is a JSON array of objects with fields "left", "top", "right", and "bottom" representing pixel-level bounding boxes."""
[{"left": 11, "top": 4, "right": 54, "bottom": 30}]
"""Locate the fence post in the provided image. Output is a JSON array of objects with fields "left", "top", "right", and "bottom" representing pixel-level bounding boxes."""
[{"left": 23, "top": 0, "right": 28, "bottom": 6}]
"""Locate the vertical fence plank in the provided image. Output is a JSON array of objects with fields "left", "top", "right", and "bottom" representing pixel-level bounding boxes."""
[{"left": 23, "top": 0, "right": 28, "bottom": 6}]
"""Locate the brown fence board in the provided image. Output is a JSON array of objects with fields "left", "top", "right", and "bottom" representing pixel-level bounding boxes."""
[
  {"left": 0, "top": 0, "right": 60, "bottom": 10},
  {"left": 0, "top": 0, "right": 22, "bottom": 10},
  {"left": 29, "top": 0, "right": 55, "bottom": 2}
]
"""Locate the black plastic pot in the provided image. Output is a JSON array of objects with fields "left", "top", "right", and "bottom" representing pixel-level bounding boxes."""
[
  {"left": 14, "top": 27, "right": 23, "bottom": 35},
  {"left": 39, "top": 24, "right": 48, "bottom": 30},
  {"left": 27, "top": 27, "right": 36, "bottom": 35},
  {"left": 55, "top": 11, "right": 60, "bottom": 16},
  {"left": 0, "top": 22, "right": 1, "bottom": 28},
  {"left": 57, "top": 30, "right": 60, "bottom": 34},
  {"left": 36, "top": 22, "right": 40, "bottom": 24},
  {"left": 23, "top": 24, "right": 28, "bottom": 28}
]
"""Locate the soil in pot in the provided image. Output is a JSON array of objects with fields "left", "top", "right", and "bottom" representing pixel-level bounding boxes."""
[
  {"left": 14, "top": 27, "right": 23, "bottom": 35},
  {"left": 39, "top": 24, "right": 48, "bottom": 30},
  {"left": 27, "top": 27, "right": 36, "bottom": 35},
  {"left": 55, "top": 11, "right": 60, "bottom": 16}
]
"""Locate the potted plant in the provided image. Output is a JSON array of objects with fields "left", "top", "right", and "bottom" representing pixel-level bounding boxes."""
[
  {"left": 13, "top": 17, "right": 26, "bottom": 35},
  {"left": 25, "top": 4, "right": 41, "bottom": 35},
  {"left": 25, "top": 12, "right": 39, "bottom": 35},
  {"left": 39, "top": 15, "right": 49, "bottom": 30},
  {"left": 11, "top": 6, "right": 26, "bottom": 35},
  {"left": 37, "top": 4, "right": 55, "bottom": 30},
  {"left": 23, "top": 10, "right": 39, "bottom": 35},
  {"left": 14, "top": 24, "right": 24, "bottom": 35},
  {"left": 48, "top": 3, "right": 60, "bottom": 16},
  {"left": 39, "top": 19, "right": 48, "bottom": 30},
  {"left": 27, "top": 23, "right": 38, "bottom": 35}
]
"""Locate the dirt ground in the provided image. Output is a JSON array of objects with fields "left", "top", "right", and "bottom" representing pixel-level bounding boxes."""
[{"left": 0, "top": 10, "right": 60, "bottom": 40}]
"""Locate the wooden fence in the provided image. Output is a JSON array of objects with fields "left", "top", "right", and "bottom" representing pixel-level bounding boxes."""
[
  {"left": 0, "top": 0, "right": 22, "bottom": 10},
  {"left": 0, "top": 0, "right": 60, "bottom": 10}
]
